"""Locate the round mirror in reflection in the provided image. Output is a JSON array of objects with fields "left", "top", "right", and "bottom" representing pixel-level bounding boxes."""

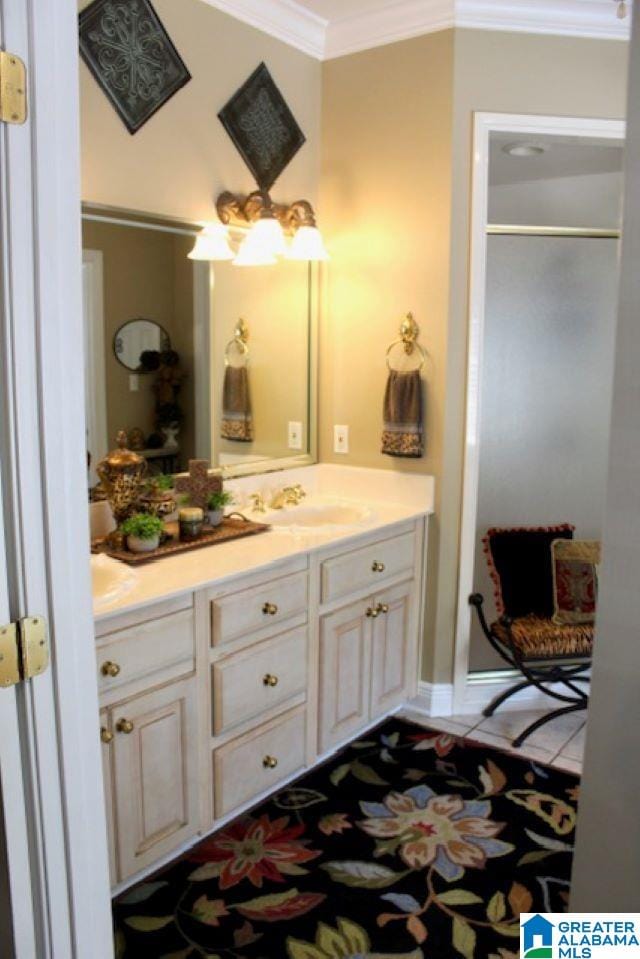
[{"left": 113, "top": 319, "right": 171, "bottom": 372}]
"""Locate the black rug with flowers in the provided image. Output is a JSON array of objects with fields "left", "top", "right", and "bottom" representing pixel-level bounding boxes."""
[{"left": 113, "top": 717, "right": 578, "bottom": 959}]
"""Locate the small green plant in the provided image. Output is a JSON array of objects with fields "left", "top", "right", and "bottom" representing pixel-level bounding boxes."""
[
  {"left": 146, "top": 473, "right": 174, "bottom": 492},
  {"left": 121, "top": 513, "right": 165, "bottom": 540},
  {"left": 207, "top": 489, "right": 234, "bottom": 511}
]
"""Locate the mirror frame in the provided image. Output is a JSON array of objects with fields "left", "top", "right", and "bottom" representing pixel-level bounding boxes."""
[
  {"left": 81, "top": 202, "right": 318, "bottom": 480},
  {"left": 112, "top": 318, "right": 171, "bottom": 372}
]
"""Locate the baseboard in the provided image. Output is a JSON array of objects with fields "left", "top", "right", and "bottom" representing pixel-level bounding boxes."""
[{"left": 413, "top": 672, "right": 590, "bottom": 717}]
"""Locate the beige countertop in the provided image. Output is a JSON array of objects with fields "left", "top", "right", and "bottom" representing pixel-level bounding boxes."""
[{"left": 92, "top": 465, "right": 434, "bottom": 623}]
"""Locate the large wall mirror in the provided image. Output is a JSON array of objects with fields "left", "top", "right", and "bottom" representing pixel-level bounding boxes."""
[{"left": 82, "top": 206, "right": 317, "bottom": 482}]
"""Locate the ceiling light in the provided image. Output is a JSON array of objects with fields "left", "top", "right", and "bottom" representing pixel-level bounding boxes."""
[
  {"left": 502, "top": 142, "right": 548, "bottom": 157},
  {"left": 187, "top": 224, "right": 234, "bottom": 261}
]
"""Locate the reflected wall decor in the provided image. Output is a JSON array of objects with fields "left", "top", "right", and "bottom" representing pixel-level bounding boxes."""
[{"left": 79, "top": 0, "right": 191, "bottom": 134}]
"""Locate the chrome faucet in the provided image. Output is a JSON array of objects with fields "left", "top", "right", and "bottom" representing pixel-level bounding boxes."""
[{"left": 269, "top": 484, "right": 307, "bottom": 509}]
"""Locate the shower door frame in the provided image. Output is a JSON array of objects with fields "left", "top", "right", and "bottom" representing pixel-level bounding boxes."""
[{"left": 452, "top": 112, "right": 626, "bottom": 714}]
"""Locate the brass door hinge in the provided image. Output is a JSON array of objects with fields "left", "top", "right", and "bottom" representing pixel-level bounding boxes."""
[
  {"left": 0, "top": 51, "right": 27, "bottom": 125},
  {"left": 0, "top": 617, "right": 48, "bottom": 688}
]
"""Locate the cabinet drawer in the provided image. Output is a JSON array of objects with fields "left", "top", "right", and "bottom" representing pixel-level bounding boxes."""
[
  {"left": 213, "top": 707, "right": 306, "bottom": 818},
  {"left": 96, "top": 608, "right": 194, "bottom": 697},
  {"left": 211, "top": 571, "right": 308, "bottom": 647},
  {"left": 213, "top": 626, "right": 308, "bottom": 735},
  {"left": 320, "top": 531, "right": 416, "bottom": 604}
]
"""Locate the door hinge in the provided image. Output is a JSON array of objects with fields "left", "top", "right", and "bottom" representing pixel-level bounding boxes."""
[
  {"left": 0, "top": 51, "right": 27, "bottom": 125},
  {"left": 0, "top": 617, "right": 49, "bottom": 688}
]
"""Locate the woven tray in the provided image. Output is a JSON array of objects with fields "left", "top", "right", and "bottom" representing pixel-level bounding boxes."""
[{"left": 92, "top": 516, "right": 270, "bottom": 565}]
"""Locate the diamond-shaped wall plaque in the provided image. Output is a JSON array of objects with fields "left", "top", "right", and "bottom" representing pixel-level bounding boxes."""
[
  {"left": 218, "top": 62, "right": 306, "bottom": 192},
  {"left": 79, "top": 0, "right": 191, "bottom": 135}
]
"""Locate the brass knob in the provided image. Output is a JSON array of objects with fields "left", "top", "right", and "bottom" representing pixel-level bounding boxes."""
[
  {"left": 263, "top": 755, "right": 278, "bottom": 769},
  {"left": 377, "top": 603, "right": 389, "bottom": 615},
  {"left": 262, "top": 602, "right": 278, "bottom": 616},
  {"left": 263, "top": 673, "right": 279, "bottom": 687},
  {"left": 100, "top": 726, "right": 114, "bottom": 744},
  {"left": 116, "top": 718, "right": 134, "bottom": 734},
  {"left": 101, "top": 660, "right": 121, "bottom": 678},
  {"left": 372, "top": 561, "right": 386, "bottom": 573},
  {"left": 365, "top": 606, "right": 379, "bottom": 618}
]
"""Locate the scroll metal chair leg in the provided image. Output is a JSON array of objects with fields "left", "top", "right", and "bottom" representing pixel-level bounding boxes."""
[
  {"left": 512, "top": 702, "right": 587, "bottom": 748},
  {"left": 483, "top": 678, "right": 533, "bottom": 717}
]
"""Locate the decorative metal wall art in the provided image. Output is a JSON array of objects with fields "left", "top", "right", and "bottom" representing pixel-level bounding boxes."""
[
  {"left": 79, "top": 0, "right": 191, "bottom": 135},
  {"left": 218, "top": 62, "right": 306, "bottom": 191}
]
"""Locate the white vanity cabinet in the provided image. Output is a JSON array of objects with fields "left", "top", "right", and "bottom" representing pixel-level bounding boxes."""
[
  {"left": 317, "top": 526, "right": 421, "bottom": 753},
  {"left": 95, "top": 514, "right": 426, "bottom": 891},
  {"left": 96, "top": 596, "right": 200, "bottom": 885}
]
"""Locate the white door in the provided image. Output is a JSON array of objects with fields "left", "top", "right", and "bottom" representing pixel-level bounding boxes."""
[{"left": 0, "top": 0, "right": 112, "bottom": 955}]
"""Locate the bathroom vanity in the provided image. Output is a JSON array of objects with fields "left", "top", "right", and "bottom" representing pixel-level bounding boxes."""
[{"left": 92, "top": 465, "right": 433, "bottom": 891}]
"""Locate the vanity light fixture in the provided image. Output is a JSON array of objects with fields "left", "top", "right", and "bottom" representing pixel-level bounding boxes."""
[
  {"left": 217, "top": 190, "right": 329, "bottom": 263},
  {"left": 188, "top": 223, "right": 234, "bottom": 261}
]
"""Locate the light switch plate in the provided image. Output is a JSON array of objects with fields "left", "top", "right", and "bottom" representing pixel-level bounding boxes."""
[
  {"left": 129, "top": 374, "right": 139, "bottom": 392},
  {"left": 288, "top": 421, "right": 303, "bottom": 450},
  {"left": 334, "top": 424, "right": 349, "bottom": 454}
]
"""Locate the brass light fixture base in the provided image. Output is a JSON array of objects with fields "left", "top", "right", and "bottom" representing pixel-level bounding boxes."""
[{"left": 217, "top": 190, "right": 319, "bottom": 237}]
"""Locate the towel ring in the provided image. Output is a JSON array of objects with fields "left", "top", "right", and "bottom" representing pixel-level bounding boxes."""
[
  {"left": 224, "top": 318, "right": 250, "bottom": 368},
  {"left": 386, "top": 312, "right": 426, "bottom": 372}
]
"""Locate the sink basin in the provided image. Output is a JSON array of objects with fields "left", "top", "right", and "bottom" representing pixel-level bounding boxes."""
[
  {"left": 267, "top": 500, "right": 372, "bottom": 530},
  {"left": 91, "top": 554, "right": 137, "bottom": 611}
]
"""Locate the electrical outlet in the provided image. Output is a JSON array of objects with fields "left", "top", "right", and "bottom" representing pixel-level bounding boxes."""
[
  {"left": 129, "top": 374, "right": 139, "bottom": 392},
  {"left": 334, "top": 424, "right": 349, "bottom": 454},
  {"left": 288, "top": 421, "right": 303, "bottom": 450}
]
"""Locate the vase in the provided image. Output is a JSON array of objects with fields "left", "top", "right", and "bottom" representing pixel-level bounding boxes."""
[
  {"left": 127, "top": 534, "right": 160, "bottom": 553},
  {"left": 162, "top": 425, "right": 180, "bottom": 450},
  {"left": 207, "top": 509, "right": 224, "bottom": 527}
]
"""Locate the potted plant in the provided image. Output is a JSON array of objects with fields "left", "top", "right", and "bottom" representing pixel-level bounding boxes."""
[
  {"left": 140, "top": 473, "right": 176, "bottom": 519},
  {"left": 121, "top": 513, "right": 165, "bottom": 553},
  {"left": 207, "top": 489, "right": 234, "bottom": 527}
]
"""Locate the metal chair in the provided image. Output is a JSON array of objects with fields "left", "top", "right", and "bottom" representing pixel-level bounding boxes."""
[{"left": 469, "top": 525, "right": 591, "bottom": 747}]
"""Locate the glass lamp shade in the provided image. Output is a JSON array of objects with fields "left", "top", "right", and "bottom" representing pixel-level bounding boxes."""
[
  {"left": 233, "top": 216, "right": 285, "bottom": 266},
  {"left": 188, "top": 224, "right": 234, "bottom": 261},
  {"left": 287, "top": 225, "right": 329, "bottom": 262}
]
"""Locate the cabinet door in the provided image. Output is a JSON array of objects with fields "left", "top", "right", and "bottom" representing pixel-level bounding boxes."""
[
  {"left": 318, "top": 599, "right": 371, "bottom": 753},
  {"left": 112, "top": 677, "right": 198, "bottom": 882},
  {"left": 371, "top": 580, "right": 414, "bottom": 718}
]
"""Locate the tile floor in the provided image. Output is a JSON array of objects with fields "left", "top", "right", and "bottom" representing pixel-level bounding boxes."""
[{"left": 400, "top": 706, "right": 585, "bottom": 775}]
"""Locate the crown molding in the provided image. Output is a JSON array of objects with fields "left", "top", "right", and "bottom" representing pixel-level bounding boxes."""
[
  {"left": 201, "top": 0, "right": 630, "bottom": 61},
  {"left": 324, "top": 0, "right": 454, "bottom": 60},
  {"left": 457, "top": 0, "right": 630, "bottom": 41},
  {"left": 200, "top": 0, "right": 327, "bottom": 59}
]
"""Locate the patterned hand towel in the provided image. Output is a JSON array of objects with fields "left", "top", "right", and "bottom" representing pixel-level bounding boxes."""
[
  {"left": 221, "top": 365, "right": 254, "bottom": 442},
  {"left": 381, "top": 369, "right": 424, "bottom": 457}
]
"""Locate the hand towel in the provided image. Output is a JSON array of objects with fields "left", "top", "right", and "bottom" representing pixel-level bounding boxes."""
[
  {"left": 221, "top": 365, "right": 254, "bottom": 442},
  {"left": 381, "top": 369, "right": 424, "bottom": 457}
]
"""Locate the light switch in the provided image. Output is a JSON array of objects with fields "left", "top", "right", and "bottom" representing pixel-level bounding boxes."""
[
  {"left": 288, "top": 421, "right": 303, "bottom": 450},
  {"left": 334, "top": 425, "right": 349, "bottom": 454},
  {"left": 129, "top": 374, "right": 139, "bottom": 392}
]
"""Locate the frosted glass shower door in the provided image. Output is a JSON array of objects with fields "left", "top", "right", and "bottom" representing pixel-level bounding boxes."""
[{"left": 470, "top": 235, "right": 619, "bottom": 672}]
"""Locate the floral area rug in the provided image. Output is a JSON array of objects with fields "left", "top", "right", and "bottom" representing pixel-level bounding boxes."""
[{"left": 113, "top": 716, "right": 579, "bottom": 958}]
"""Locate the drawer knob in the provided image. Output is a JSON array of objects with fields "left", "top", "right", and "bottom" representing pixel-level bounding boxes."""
[
  {"left": 262, "top": 602, "right": 278, "bottom": 616},
  {"left": 100, "top": 726, "right": 113, "bottom": 745},
  {"left": 365, "top": 606, "right": 380, "bottom": 618},
  {"left": 101, "top": 660, "right": 121, "bottom": 678},
  {"left": 377, "top": 603, "right": 389, "bottom": 615},
  {"left": 372, "top": 561, "right": 385, "bottom": 573},
  {"left": 263, "top": 755, "right": 278, "bottom": 769},
  {"left": 116, "top": 718, "right": 134, "bottom": 735},
  {"left": 263, "top": 673, "right": 279, "bottom": 687}
]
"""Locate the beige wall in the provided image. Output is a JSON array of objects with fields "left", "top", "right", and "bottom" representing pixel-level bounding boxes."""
[
  {"left": 320, "top": 28, "right": 628, "bottom": 684},
  {"left": 79, "top": 0, "right": 322, "bottom": 222},
  {"left": 320, "top": 31, "right": 455, "bottom": 682}
]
